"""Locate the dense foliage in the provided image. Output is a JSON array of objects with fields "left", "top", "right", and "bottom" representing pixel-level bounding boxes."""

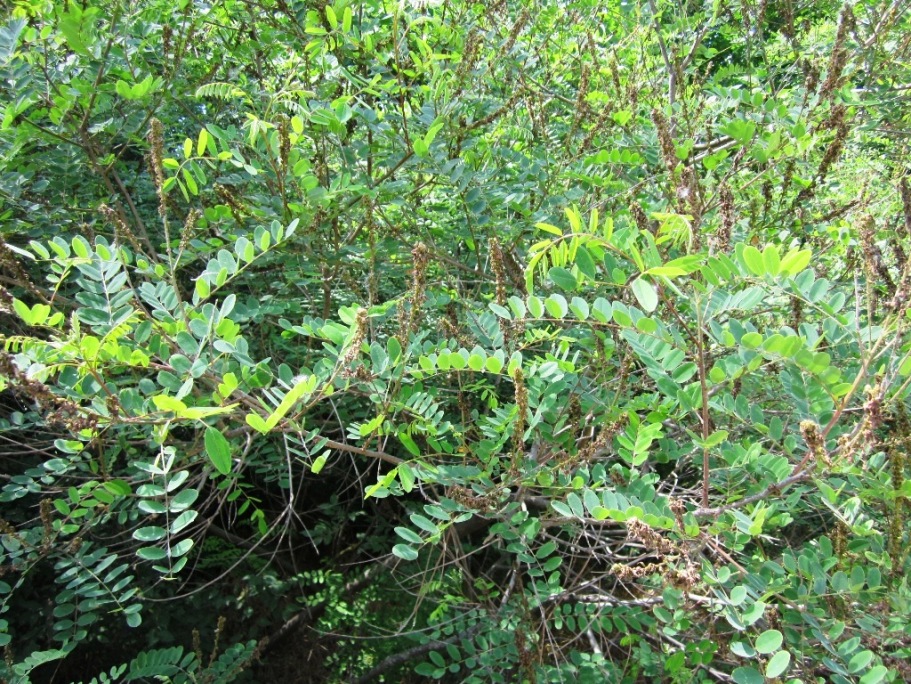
[{"left": 2, "top": 0, "right": 911, "bottom": 681}]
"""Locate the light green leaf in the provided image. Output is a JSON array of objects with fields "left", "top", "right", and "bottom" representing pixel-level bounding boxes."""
[
  {"left": 742, "top": 245, "right": 765, "bottom": 276},
  {"left": 754, "top": 629, "right": 782, "bottom": 654},
  {"left": 535, "top": 222, "right": 562, "bottom": 236},
  {"left": 780, "top": 248, "right": 812, "bottom": 276},
  {"left": 392, "top": 544, "right": 418, "bottom": 560},
  {"left": 265, "top": 375, "right": 316, "bottom": 429},
  {"left": 569, "top": 297, "right": 590, "bottom": 320},
  {"left": 133, "top": 526, "right": 167, "bottom": 542},
  {"left": 765, "top": 650, "right": 791, "bottom": 678},
  {"left": 310, "top": 453, "right": 329, "bottom": 474},
  {"left": 359, "top": 413, "right": 385, "bottom": 436},
  {"left": 527, "top": 295, "right": 544, "bottom": 318},
  {"left": 507, "top": 351, "right": 523, "bottom": 376},
  {"left": 485, "top": 355, "right": 504, "bottom": 374},
  {"left": 564, "top": 207, "right": 582, "bottom": 232},
  {"left": 762, "top": 245, "right": 780, "bottom": 276},
  {"left": 698, "top": 430, "right": 729, "bottom": 448},
  {"left": 170, "top": 510, "right": 198, "bottom": 534},
  {"left": 398, "top": 461, "right": 416, "bottom": 491},
  {"left": 848, "top": 650, "right": 874, "bottom": 673},
  {"left": 395, "top": 526, "right": 422, "bottom": 544},
  {"left": 544, "top": 294, "right": 568, "bottom": 318},
  {"left": 644, "top": 265, "right": 687, "bottom": 277},
  {"left": 204, "top": 427, "right": 232, "bottom": 475},
  {"left": 246, "top": 413, "right": 269, "bottom": 434},
  {"left": 741, "top": 332, "right": 763, "bottom": 349},
  {"left": 630, "top": 276, "right": 658, "bottom": 312},
  {"left": 12, "top": 299, "right": 32, "bottom": 324},
  {"left": 859, "top": 666, "right": 888, "bottom": 684},
  {"left": 197, "top": 128, "right": 208, "bottom": 156}
]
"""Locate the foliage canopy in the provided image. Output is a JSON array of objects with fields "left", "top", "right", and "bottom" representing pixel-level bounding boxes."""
[{"left": 2, "top": 0, "right": 911, "bottom": 682}]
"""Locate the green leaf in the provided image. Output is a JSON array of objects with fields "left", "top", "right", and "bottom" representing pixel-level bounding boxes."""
[
  {"left": 265, "top": 375, "right": 316, "bottom": 429},
  {"left": 754, "top": 629, "right": 782, "bottom": 654},
  {"left": 544, "top": 294, "right": 568, "bottom": 319},
  {"left": 410, "top": 514, "right": 439, "bottom": 535},
  {"left": 170, "top": 539, "right": 194, "bottom": 558},
  {"left": 103, "top": 479, "right": 132, "bottom": 496},
  {"left": 848, "top": 651, "right": 875, "bottom": 673},
  {"left": 13, "top": 298, "right": 33, "bottom": 324},
  {"left": 731, "top": 666, "right": 763, "bottom": 684},
  {"left": 359, "top": 413, "right": 385, "bottom": 436},
  {"left": 630, "top": 276, "right": 658, "bottom": 312},
  {"left": 310, "top": 453, "right": 329, "bottom": 474},
  {"left": 398, "top": 462, "right": 416, "bottom": 492},
  {"left": 549, "top": 266, "right": 577, "bottom": 291},
  {"left": 780, "top": 248, "right": 812, "bottom": 276},
  {"left": 722, "top": 118, "right": 756, "bottom": 145},
  {"left": 569, "top": 297, "right": 590, "bottom": 321},
  {"left": 387, "top": 336, "right": 402, "bottom": 364},
  {"left": 133, "top": 526, "right": 167, "bottom": 542},
  {"left": 742, "top": 245, "right": 765, "bottom": 276},
  {"left": 204, "top": 427, "right": 232, "bottom": 475},
  {"left": 399, "top": 432, "right": 420, "bottom": 457},
  {"left": 391, "top": 543, "right": 418, "bottom": 560},
  {"left": 485, "top": 355, "right": 503, "bottom": 374},
  {"left": 741, "top": 332, "right": 763, "bottom": 349},
  {"left": 765, "top": 650, "right": 790, "bottom": 678},
  {"left": 536, "top": 222, "right": 562, "bottom": 236},
  {"left": 535, "top": 541, "right": 557, "bottom": 559},
  {"left": 574, "top": 246, "right": 597, "bottom": 280},
  {"left": 246, "top": 413, "right": 269, "bottom": 433},
  {"left": 490, "top": 302, "right": 512, "bottom": 319},
  {"left": 859, "top": 666, "right": 888, "bottom": 684},
  {"left": 395, "top": 527, "right": 422, "bottom": 544},
  {"left": 762, "top": 245, "right": 780, "bottom": 276},
  {"left": 645, "top": 265, "right": 687, "bottom": 277},
  {"left": 170, "top": 510, "right": 198, "bottom": 534},
  {"left": 697, "top": 430, "right": 729, "bottom": 448}
]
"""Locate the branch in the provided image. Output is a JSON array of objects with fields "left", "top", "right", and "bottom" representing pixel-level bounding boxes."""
[
  {"left": 692, "top": 470, "right": 813, "bottom": 518},
  {"left": 324, "top": 438, "right": 404, "bottom": 466},
  {"left": 348, "top": 623, "right": 483, "bottom": 684},
  {"left": 647, "top": 0, "right": 677, "bottom": 111}
]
